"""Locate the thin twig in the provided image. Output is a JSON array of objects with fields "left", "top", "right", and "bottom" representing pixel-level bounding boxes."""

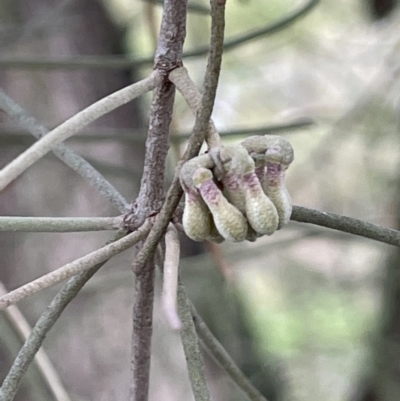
[
  {"left": 162, "top": 224, "right": 181, "bottom": 330},
  {"left": 0, "top": 282, "right": 72, "bottom": 401},
  {"left": 169, "top": 67, "right": 220, "bottom": 148},
  {"left": 0, "top": 222, "right": 151, "bottom": 310},
  {"left": 191, "top": 304, "right": 269, "bottom": 401},
  {"left": 0, "top": 0, "right": 319, "bottom": 71},
  {"left": 177, "top": 278, "right": 211, "bottom": 401},
  {"left": 0, "top": 216, "right": 122, "bottom": 232},
  {"left": 291, "top": 206, "right": 400, "bottom": 247},
  {"left": 0, "top": 88, "right": 130, "bottom": 213},
  {"left": 0, "top": 72, "right": 163, "bottom": 192}
]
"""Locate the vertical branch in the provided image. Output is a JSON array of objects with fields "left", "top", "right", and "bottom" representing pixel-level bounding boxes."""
[
  {"left": 131, "top": 0, "right": 226, "bottom": 398},
  {"left": 130, "top": 1, "right": 188, "bottom": 401}
]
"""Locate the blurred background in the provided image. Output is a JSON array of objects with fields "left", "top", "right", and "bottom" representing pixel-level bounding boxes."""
[{"left": 1, "top": 0, "right": 400, "bottom": 400}]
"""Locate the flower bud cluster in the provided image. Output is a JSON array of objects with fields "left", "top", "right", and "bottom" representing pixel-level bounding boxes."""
[{"left": 180, "top": 135, "right": 294, "bottom": 243}]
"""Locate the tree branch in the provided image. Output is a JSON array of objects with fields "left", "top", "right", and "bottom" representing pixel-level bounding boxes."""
[
  {"left": 0, "top": 88, "right": 130, "bottom": 213},
  {"left": 0, "top": 222, "right": 151, "bottom": 310},
  {"left": 291, "top": 205, "right": 400, "bottom": 247},
  {"left": 0, "top": 72, "right": 163, "bottom": 192},
  {"left": 0, "top": 216, "right": 121, "bottom": 232},
  {"left": 129, "top": 0, "right": 188, "bottom": 399}
]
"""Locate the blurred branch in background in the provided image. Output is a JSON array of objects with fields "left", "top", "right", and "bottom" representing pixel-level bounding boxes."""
[
  {"left": 0, "top": 0, "right": 320, "bottom": 71},
  {"left": 0, "top": 118, "right": 315, "bottom": 146}
]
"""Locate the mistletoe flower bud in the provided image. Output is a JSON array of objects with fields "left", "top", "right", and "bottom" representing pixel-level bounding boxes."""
[
  {"left": 193, "top": 167, "right": 248, "bottom": 242},
  {"left": 263, "top": 145, "right": 292, "bottom": 229},
  {"left": 180, "top": 155, "right": 215, "bottom": 242}
]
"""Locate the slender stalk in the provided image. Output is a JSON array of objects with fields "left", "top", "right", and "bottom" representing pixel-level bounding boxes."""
[
  {"left": 291, "top": 206, "right": 400, "bottom": 247},
  {"left": 162, "top": 224, "right": 181, "bottom": 330},
  {"left": 0, "top": 216, "right": 121, "bottom": 232},
  {"left": 0, "top": 72, "right": 163, "bottom": 192},
  {"left": 169, "top": 67, "right": 220, "bottom": 148}
]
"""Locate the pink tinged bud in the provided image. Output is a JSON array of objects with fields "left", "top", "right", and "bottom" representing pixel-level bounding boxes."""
[{"left": 194, "top": 168, "right": 247, "bottom": 242}]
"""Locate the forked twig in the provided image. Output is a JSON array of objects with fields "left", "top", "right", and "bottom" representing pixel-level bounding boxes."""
[{"left": 291, "top": 206, "right": 400, "bottom": 247}]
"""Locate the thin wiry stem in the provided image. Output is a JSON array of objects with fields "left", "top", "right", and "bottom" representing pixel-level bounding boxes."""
[
  {"left": 191, "top": 304, "right": 269, "bottom": 401},
  {"left": 177, "top": 278, "right": 211, "bottom": 401},
  {"left": 291, "top": 206, "right": 400, "bottom": 247},
  {"left": 0, "top": 72, "right": 163, "bottom": 192},
  {"left": 0, "top": 222, "right": 151, "bottom": 310},
  {"left": 169, "top": 66, "right": 220, "bottom": 148},
  {"left": 0, "top": 216, "right": 122, "bottom": 232},
  {"left": 0, "top": 282, "right": 72, "bottom": 401},
  {"left": 162, "top": 224, "right": 181, "bottom": 330},
  {"left": 0, "top": 0, "right": 319, "bottom": 71},
  {"left": 0, "top": 87, "right": 130, "bottom": 213}
]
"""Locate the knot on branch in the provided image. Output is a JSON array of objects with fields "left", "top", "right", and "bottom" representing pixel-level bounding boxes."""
[
  {"left": 180, "top": 135, "right": 294, "bottom": 243},
  {"left": 123, "top": 198, "right": 165, "bottom": 233},
  {"left": 154, "top": 58, "right": 183, "bottom": 75}
]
